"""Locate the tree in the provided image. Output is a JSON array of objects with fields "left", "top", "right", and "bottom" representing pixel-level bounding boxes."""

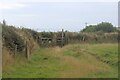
[
  {"left": 81, "top": 22, "right": 117, "bottom": 33},
  {"left": 96, "top": 22, "right": 116, "bottom": 32}
]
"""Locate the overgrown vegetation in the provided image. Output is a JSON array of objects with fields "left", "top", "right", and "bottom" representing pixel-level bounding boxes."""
[
  {"left": 2, "top": 21, "right": 118, "bottom": 51},
  {"left": 23, "top": 28, "right": 40, "bottom": 41},
  {"left": 2, "top": 22, "right": 41, "bottom": 73},
  {"left": 2, "top": 25, "right": 25, "bottom": 52},
  {"left": 66, "top": 32, "right": 118, "bottom": 43},
  {"left": 2, "top": 22, "right": 40, "bottom": 53},
  {"left": 39, "top": 32, "right": 54, "bottom": 38}
]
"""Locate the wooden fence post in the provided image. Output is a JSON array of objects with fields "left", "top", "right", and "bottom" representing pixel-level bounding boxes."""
[
  {"left": 61, "top": 29, "right": 64, "bottom": 47},
  {"left": 25, "top": 41, "right": 30, "bottom": 60}
]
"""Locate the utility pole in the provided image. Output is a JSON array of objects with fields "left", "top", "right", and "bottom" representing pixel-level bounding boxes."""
[{"left": 85, "top": 22, "right": 88, "bottom": 27}]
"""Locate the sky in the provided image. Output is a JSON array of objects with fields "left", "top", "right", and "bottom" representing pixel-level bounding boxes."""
[{"left": 0, "top": 0, "right": 119, "bottom": 32}]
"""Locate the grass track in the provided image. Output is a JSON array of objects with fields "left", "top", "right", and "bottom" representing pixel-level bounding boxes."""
[{"left": 3, "top": 43, "right": 118, "bottom": 78}]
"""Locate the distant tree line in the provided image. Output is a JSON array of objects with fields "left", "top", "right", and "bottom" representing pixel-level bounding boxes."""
[{"left": 81, "top": 22, "right": 117, "bottom": 32}]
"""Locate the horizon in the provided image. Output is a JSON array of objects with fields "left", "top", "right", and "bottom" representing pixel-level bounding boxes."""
[{"left": 0, "top": 20, "right": 118, "bottom": 32}]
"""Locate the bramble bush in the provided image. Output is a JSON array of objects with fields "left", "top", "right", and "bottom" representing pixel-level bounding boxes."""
[{"left": 2, "top": 25, "right": 25, "bottom": 52}]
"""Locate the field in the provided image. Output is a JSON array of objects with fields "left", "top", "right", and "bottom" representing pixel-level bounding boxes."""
[{"left": 3, "top": 43, "right": 118, "bottom": 78}]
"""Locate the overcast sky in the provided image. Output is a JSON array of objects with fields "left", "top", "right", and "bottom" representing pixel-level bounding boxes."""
[{"left": 0, "top": 0, "right": 119, "bottom": 32}]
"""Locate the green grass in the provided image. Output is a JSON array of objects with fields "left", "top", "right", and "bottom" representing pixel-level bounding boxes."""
[
  {"left": 63, "top": 43, "right": 118, "bottom": 67},
  {"left": 3, "top": 43, "right": 118, "bottom": 78},
  {"left": 61, "top": 43, "right": 118, "bottom": 78},
  {"left": 86, "top": 43, "right": 118, "bottom": 66},
  {"left": 3, "top": 48, "right": 67, "bottom": 78}
]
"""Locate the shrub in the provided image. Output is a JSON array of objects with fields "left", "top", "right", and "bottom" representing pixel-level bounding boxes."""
[{"left": 2, "top": 25, "right": 25, "bottom": 52}]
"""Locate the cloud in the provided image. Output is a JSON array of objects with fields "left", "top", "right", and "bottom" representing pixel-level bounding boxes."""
[
  {"left": 0, "top": 2, "right": 27, "bottom": 10},
  {"left": 0, "top": 0, "right": 118, "bottom": 10}
]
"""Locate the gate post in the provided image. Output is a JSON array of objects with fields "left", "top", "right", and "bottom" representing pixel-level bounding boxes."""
[{"left": 61, "top": 29, "right": 64, "bottom": 47}]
